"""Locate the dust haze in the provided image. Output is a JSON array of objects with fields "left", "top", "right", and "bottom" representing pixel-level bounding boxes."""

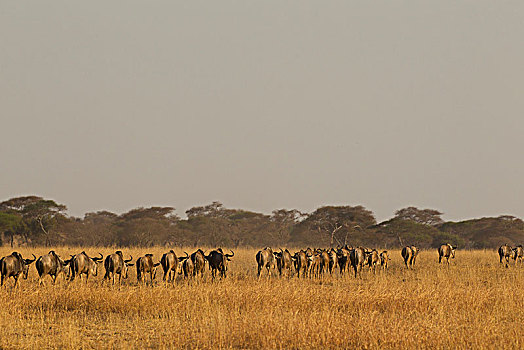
[{"left": 1, "top": 2, "right": 523, "bottom": 221}]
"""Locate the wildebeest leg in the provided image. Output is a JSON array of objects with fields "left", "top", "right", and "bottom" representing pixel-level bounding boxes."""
[
  {"left": 257, "top": 265, "right": 262, "bottom": 278},
  {"left": 52, "top": 275, "right": 57, "bottom": 285},
  {"left": 13, "top": 275, "right": 19, "bottom": 287},
  {"left": 439, "top": 256, "right": 442, "bottom": 264}
]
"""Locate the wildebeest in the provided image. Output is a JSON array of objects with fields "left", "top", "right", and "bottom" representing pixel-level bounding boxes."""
[
  {"left": 379, "top": 251, "right": 390, "bottom": 271},
  {"left": 336, "top": 247, "right": 351, "bottom": 275},
  {"left": 498, "top": 244, "right": 513, "bottom": 268},
  {"left": 206, "top": 248, "right": 234, "bottom": 279},
  {"left": 190, "top": 249, "right": 207, "bottom": 277},
  {"left": 318, "top": 249, "right": 330, "bottom": 277},
  {"left": 366, "top": 249, "right": 380, "bottom": 274},
  {"left": 328, "top": 248, "right": 338, "bottom": 274},
  {"left": 181, "top": 254, "right": 194, "bottom": 278},
  {"left": 103, "top": 251, "right": 133, "bottom": 285},
  {"left": 307, "top": 251, "right": 322, "bottom": 278},
  {"left": 256, "top": 247, "right": 275, "bottom": 278},
  {"left": 0, "top": 252, "right": 36, "bottom": 287},
  {"left": 160, "top": 250, "right": 180, "bottom": 283},
  {"left": 36, "top": 251, "right": 71, "bottom": 285},
  {"left": 513, "top": 245, "right": 524, "bottom": 266},
  {"left": 273, "top": 248, "right": 293, "bottom": 277},
  {"left": 349, "top": 247, "right": 366, "bottom": 278},
  {"left": 136, "top": 254, "right": 161, "bottom": 284},
  {"left": 293, "top": 250, "right": 308, "bottom": 278},
  {"left": 401, "top": 246, "right": 419, "bottom": 269},
  {"left": 438, "top": 244, "right": 456, "bottom": 265},
  {"left": 70, "top": 252, "right": 104, "bottom": 282}
]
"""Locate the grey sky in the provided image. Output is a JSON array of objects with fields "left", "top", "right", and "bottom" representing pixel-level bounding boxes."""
[{"left": 1, "top": 1, "right": 523, "bottom": 222}]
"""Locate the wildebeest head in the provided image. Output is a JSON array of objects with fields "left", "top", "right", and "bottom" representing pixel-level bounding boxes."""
[
  {"left": 79, "top": 252, "right": 104, "bottom": 276},
  {"left": 61, "top": 256, "right": 72, "bottom": 279},
  {"left": 116, "top": 251, "right": 134, "bottom": 279},
  {"left": 448, "top": 244, "right": 456, "bottom": 258},
  {"left": 20, "top": 253, "right": 36, "bottom": 279},
  {"left": 53, "top": 251, "right": 72, "bottom": 279}
]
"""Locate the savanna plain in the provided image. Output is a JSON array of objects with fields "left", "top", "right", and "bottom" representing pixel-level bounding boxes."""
[{"left": 0, "top": 247, "right": 523, "bottom": 349}]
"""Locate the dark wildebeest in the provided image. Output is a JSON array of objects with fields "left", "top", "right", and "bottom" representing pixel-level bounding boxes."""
[
  {"left": 160, "top": 250, "right": 180, "bottom": 283},
  {"left": 513, "top": 245, "right": 524, "bottom": 266},
  {"left": 136, "top": 254, "right": 161, "bottom": 284},
  {"left": 401, "top": 246, "right": 419, "bottom": 269},
  {"left": 379, "top": 251, "right": 390, "bottom": 271},
  {"left": 273, "top": 248, "right": 293, "bottom": 277},
  {"left": 498, "top": 244, "right": 513, "bottom": 268},
  {"left": 366, "top": 249, "right": 380, "bottom": 274},
  {"left": 438, "top": 244, "right": 456, "bottom": 265},
  {"left": 328, "top": 248, "right": 338, "bottom": 274},
  {"left": 70, "top": 251, "right": 104, "bottom": 282},
  {"left": 180, "top": 253, "right": 194, "bottom": 278},
  {"left": 36, "top": 251, "right": 71, "bottom": 285},
  {"left": 103, "top": 251, "right": 133, "bottom": 285},
  {"left": 307, "top": 251, "right": 322, "bottom": 278},
  {"left": 191, "top": 249, "right": 207, "bottom": 277},
  {"left": 293, "top": 250, "right": 308, "bottom": 278},
  {"left": 0, "top": 252, "right": 36, "bottom": 287},
  {"left": 206, "top": 248, "right": 234, "bottom": 279},
  {"left": 349, "top": 247, "right": 366, "bottom": 278},
  {"left": 337, "top": 247, "right": 351, "bottom": 275},
  {"left": 256, "top": 247, "right": 276, "bottom": 278}
]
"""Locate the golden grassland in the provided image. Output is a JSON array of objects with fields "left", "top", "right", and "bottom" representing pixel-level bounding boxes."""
[{"left": 0, "top": 247, "right": 523, "bottom": 349}]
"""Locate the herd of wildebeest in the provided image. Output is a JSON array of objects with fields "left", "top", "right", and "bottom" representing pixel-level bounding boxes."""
[{"left": 0, "top": 243, "right": 522, "bottom": 287}]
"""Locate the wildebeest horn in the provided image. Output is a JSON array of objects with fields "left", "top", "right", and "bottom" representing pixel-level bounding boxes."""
[
  {"left": 24, "top": 254, "right": 37, "bottom": 264},
  {"left": 178, "top": 252, "right": 190, "bottom": 262},
  {"left": 92, "top": 253, "right": 103, "bottom": 262},
  {"left": 226, "top": 250, "right": 234, "bottom": 257},
  {"left": 125, "top": 255, "right": 133, "bottom": 263},
  {"left": 153, "top": 262, "right": 161, "bottom": 267}
]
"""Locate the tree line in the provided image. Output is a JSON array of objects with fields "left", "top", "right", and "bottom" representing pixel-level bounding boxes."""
[{"left": 0, "top": 196, "right": 522, "bottom": 249}]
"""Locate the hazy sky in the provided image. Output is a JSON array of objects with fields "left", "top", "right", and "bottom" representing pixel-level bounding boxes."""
[{"left": 1, "top": 2, "right": 524, "bottom": 222}]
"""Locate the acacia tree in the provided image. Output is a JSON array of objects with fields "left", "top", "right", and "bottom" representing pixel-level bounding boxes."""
[
  {"left": 0, "top": 196, "right": 67, "bottom": 246},
  {"left": 0, "top": 212, "right": 22, "bottom": 247},
  {"left": 394, "top": 207, "right": 444, "bottom": 226},
  {"left": 304, "top": 205, "right": 376, "bottom": 247},
  {"left": 115, "top": 207, "right": 179, "bottom": 246},
  {"left": 185, "top": 202, "right": 273, "bottom": 246},
  {"left": 269, "top": 209, "right": 306, "bottom": 245}
]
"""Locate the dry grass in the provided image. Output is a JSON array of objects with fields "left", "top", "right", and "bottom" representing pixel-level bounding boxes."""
[{"left": 0, "top": 247, "right": 523, "bottom": 349}]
